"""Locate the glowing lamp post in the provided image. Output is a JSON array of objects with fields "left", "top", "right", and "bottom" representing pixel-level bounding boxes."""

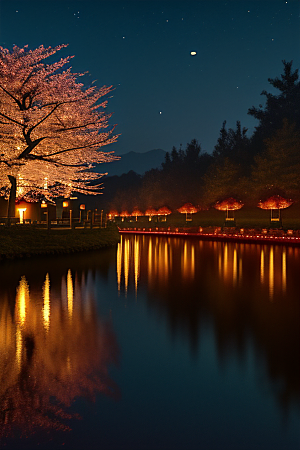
[
  {"left": 214, "top": 198, "right": 243, "bottom": 225},
  {"left": 257, "top": 195, "right": 293, "bottom": 225},
  {"left": 177, "top": 203, "right": 198, "bottom": 221},
  {"left": 79, "top": 204, "right": 86, "bottom": 223},
  {"left": 157, "top": 206, "right": 172, "bottom": 222},
  {"left": 145, "top": 208, "right": 158, "bottom": 222}
]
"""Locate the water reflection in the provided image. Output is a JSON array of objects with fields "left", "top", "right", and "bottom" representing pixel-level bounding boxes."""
[
  {"left": 117, "top": 236, "right": 298, "bottom": 304},
  {"left": 0, "top": 270, "right": 119, "bottom": 438},
  {"left": 117, "top": 235, "right": 300, "bottom": 412}
]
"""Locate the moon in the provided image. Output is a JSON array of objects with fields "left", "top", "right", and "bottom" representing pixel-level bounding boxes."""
[{"left": 190, "top": 51, "right": 197, "bottom": 56}]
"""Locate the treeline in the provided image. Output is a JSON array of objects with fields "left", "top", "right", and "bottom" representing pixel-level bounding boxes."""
[{"left": 101, "top": 61, "right": 300, "bottom": 212}]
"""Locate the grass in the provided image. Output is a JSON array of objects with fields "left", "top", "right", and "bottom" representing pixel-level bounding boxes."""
[{"left": 0, "top": 223, "right": 120, "bottom": 260}]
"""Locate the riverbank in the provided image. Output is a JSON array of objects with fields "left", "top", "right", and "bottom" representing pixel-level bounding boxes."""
[{"left": 0, "top": 224, "right": 120, "bottom": 260}]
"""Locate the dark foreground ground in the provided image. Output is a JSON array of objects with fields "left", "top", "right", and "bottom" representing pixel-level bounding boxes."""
[{"left": 0, "top": 223, "right": 120, "bottom": 260}]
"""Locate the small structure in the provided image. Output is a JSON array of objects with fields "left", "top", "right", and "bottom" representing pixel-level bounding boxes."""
[
  {"left": 107, "top": 210, "right": 119, "bottom": 221},
  {"left": 145, "top": 208, "right": 158, "bottom": 222},
  {"left": 214, "top": 198, "right": 244, "bottom": 225},
  {"left": 257, "top": 195, "right": 293, "bottom": 225},
  {"left": 157, "top": 206, "right": 172, "bottom": 222},
  {"left": 120, "top": 210, "right": 130, "bottom": 222},
  {"left": 131, "top": 209, "right": 143, "bottom": 221},
  {"left": 177, "top": 203, "right": 198, "bottom": 221}
]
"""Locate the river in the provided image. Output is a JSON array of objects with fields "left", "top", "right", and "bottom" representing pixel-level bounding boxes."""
[{"left": 0, "top": 234, "right": 299, "bottom": 450}]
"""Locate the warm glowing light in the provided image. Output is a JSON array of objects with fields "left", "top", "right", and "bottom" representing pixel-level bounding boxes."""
[
  {"left": 282, "top": 248, "right": 286, "bottom": 292},
  {"left": 80, "top": 204, "right": 86, "bottom": 210},
  {"left": 15, "top": 326, "right": 22, "bottom": 371},
  {"left": 257, "top": 195, "right": 293, "bottom": 210},
  {"left": 117, "top": 237, "right": 122, "bottom": 292},
  {"left": 131, "top": 209, "right": 143, "bottom": 220},
  {"left": 63, "top": 201, "right": 69, "bottom": 208},
  {"left": 145, "top": 208, "right": 157, "bottom": 221},
  {"left": 124, "top": 238, "right": 130, "bottom": 294},
  {"left": 108, "top": 210, "right": 118, "bottom": 219},
  {"left": 134, "top": 236, "right": 140, "bottom": 294},
  {"left": 258, "top": 196, "right": 293, "bottom": 223},
  {"left": 0, "top": 44, "right": 118, "bottom": 203},
  {"left": 41, "top": 201, "right": 47, "bottom": 208},
  {"left": 233, "top": 248, "right": 237, "bottom": 285},
  {"left": 67, "top": 270, "right": 73, "bottom": 319},
  {"left": 214, "top": 198, "right": 244, "bottom": 211},
  {"left": 17, "top": 207, "right": 27, "bottom": 223},
  {"left": 120, "top": 210, "right": 130, "bottom": 222},
  {"left": 269, "top": 247, "right": 274, "bottom": 300},
  {"left": 43, "top": 274, "right": 50, "bottom": 332},
  {"left": 260, "top": 248, "right": 265, "bottom": 283},
  {"left": 177, "top": 203, "right": 198, "bottom": 214},
  {"left": 16, "top": 276, "right": 29, "bottom": 326},
  {"left": 148, "top": 237, "right": 153, "bottom": 279},
  {"left": 157, "top": 206, "right": 172, "bottom": 216}
]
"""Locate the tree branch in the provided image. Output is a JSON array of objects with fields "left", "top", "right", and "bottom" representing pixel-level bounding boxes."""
[
  {"left": 0, "top": 111, "right": 23, "bottom": 126},
  {"left": 0, "top": 83, "right": 22, "bottom": 109}
]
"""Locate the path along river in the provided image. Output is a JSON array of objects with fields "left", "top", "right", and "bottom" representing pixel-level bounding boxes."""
[{"left": 0, "top": 234, "right": 299, "bottom": 450}]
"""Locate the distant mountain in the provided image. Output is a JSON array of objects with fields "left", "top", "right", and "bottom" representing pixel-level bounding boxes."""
[{"left": 93, "top": 149, "right": 166, "bottom": 176}]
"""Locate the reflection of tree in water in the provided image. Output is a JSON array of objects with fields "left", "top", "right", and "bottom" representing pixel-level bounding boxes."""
[
  {"left": 119, "top": 235, "right": 300, "bottom": 413},
  {"left": 0, "top": 271, "right": 119, "bottom": 439}
]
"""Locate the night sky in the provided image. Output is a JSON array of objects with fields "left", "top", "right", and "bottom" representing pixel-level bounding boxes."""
[{"left": 0, "top": 0, "right": 299, "bottom": 156}]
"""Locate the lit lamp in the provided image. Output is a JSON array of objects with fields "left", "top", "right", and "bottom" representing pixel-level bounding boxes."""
[
  {"left": 63, "top": 201, "right": 69, "bottom": 208},
  {"left": 178, "top": 203, "right": 198, "bottom": 221},
  {"left": 214, "top": 198, "right": 243, "bottom": 224},
  {"left": 157, "top": 206, "right": 172, "bottom": 222},
  {"left": 131, "top": 209, "right": 143, "bottom": 221},
  {"left": 41, "top": 201, "right": 47, "bottom": 208},
  {"left": 108, "top": 210, "right": 118, "bottom": 220},
  {"left": 120, "top": 211, "right": 130, "bottom": 222},
  {"left": 145, "top": 208, "right": 157, "bottom": 222},
  {"left": 257, "top": 195, "right": 293, "bottom": 224},
  {"left": 79, "top": 204, "right": 85, "bottom": 223},
  {"left": 17, "top": 208, "right": 27, "bottom": 224}
]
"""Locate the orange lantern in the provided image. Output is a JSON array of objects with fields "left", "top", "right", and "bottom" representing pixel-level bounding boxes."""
[
  {"left": 120, "top": 210, "right": 130, "bottom": 222},
  {"left": 63, "top": 201, "right": 69, "bottom": 208},
  {"left": 214, "top": 197, "right": 244, "bottom": 221},
  {"left": 177, "top": 203, "right": 198, "bottom": 221},
  {"left": 131, "top": 209, "right": 143, "bottom": 221},
  {"left": 145, "top": 208, "right": 157, "bottom": 222},
  {"left": 257, "top": 195, "right": 293, "bottom": 222},
  {"left": 157, "top": 206, "right": 172, "bottom": 222}
]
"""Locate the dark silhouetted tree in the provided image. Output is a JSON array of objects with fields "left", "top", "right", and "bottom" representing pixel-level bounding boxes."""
[{"left": 248, "top": 60, "right": 300, "bottom": 153}]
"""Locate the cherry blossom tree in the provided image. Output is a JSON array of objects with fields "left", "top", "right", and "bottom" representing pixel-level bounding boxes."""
[{"left": 0, "top": 44, "right": 118, "bottom": 217}]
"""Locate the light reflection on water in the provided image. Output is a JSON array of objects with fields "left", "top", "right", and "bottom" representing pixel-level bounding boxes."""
[
  {"left": 117, "top": 235, "right": 296, "bottom": 304},
  {"left": 0, "top": 236, "right": 299, "bottom": 449},
  {"left": 0, "top": 268, "right": 119, "bottom": 440}
]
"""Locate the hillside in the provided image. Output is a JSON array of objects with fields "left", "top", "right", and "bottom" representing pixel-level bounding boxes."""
[{"left": 94, "top": 149, "right": 166, "bottom": 176}]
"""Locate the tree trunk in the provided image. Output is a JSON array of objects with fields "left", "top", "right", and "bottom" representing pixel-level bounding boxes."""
[{"left": 7, "top": 175, "right": 16, "bottom": 219}]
